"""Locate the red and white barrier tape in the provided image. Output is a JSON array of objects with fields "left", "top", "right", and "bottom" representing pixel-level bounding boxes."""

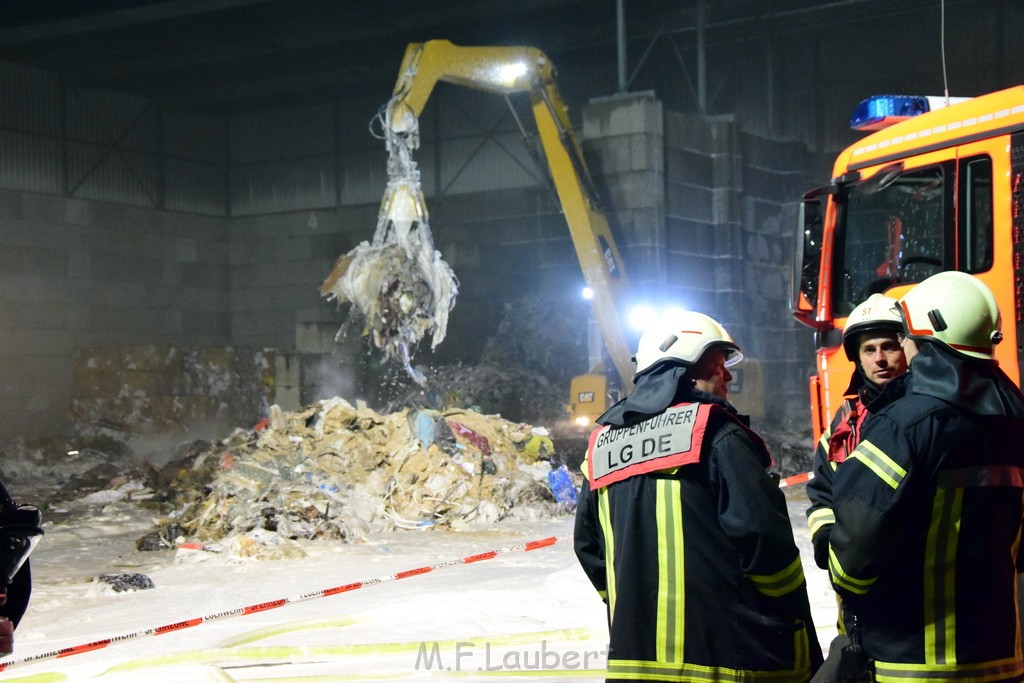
[
  {"left": 779, "top": 471, "right": 814, "bottom": 488},
  {"left": 0, "top": 531, "right": 573, "bottom": 673},
  {"left": 0, "top": 470, "right": 816, "bottom": 673}
]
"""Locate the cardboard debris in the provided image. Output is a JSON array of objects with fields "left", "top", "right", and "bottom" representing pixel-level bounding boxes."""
[
  {"left": 159, "top": 398, "right": 564, "bottom": 553},
  {"left": 70, "top": 345, "right": 275, "bottom": 441}
]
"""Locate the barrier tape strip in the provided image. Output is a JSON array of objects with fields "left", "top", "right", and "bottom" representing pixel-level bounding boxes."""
[
  {"left": 779, "top": 471, "right": 814, "bottom": 488},
  {"left": 0, "top": 531, "right": 573, "bottom": 673},
  {"left": 0, "top": 470, "right": 816, "bottom": 673}
]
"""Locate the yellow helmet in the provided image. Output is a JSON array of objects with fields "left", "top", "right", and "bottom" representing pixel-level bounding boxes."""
[
  {"left": 842, "top": 293, "right": 903, "bottom": 361},
  {"left": 897, "top": 271, "right": 1002, "bottom": 360},
  {"left": 633, "top": 311, "right": 742, "bottom": 379}
]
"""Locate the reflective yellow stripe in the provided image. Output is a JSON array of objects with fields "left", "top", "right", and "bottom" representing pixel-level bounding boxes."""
[
  {"left": 874, "top": 655, "right": 1024, "bottom": 681},
  {"left": 655, "top": 479, "right": 684, "bottom": 663},
  {"left": 1015, "top": 494, "right": 1024, "bottom": 662},
  {"left": 850, "top": 439, "right": 907, "bottom": 489},
  {"left": 808, "top": 507, "right": 835, "bottom": 536},
  {"left": 923, "top": 488, "right": 962, "bottom": 666},
  {"left": 829, "top": 546, "right": 876, "bottom": 595},
  {"left": 818, "top": 429, "right": 831, "bottom": 452},
  {"left": 608, "top": 625, "right": 810, "bottom": 681},
  {"left": 749, "top": 554, "right": 805, "bottom": 598},
  {"left": 596, "top": 488, "right": 616, "bottom": 620}
]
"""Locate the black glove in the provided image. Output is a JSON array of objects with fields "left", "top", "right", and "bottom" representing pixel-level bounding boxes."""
[
  {"left": 812, "top": 526, "right": 831, "bottom": 570},
  {"left": 0, "top": 502, "right": 42, "bottom": 632},
  {"left": 0, "top": 505, "right": 43, "bottom": 587}
]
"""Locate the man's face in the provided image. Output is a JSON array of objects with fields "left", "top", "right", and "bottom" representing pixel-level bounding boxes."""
[
  {"left": 691, "top": 348, "right": 732, "bottom": 399},
  {"left": 858, "top": 332, "right": 908, "bottom": 386}
]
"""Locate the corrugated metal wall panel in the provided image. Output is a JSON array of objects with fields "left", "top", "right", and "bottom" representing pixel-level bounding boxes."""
[
  {"left": 230, "top": 105, "right": 333, "bottom": 163},
  {"left": 438, "top": 132, "right": 540, "bottom": 195},
  {"left": 165, "top": 159, "right": 226, "bottom": 216},
  {"left": 0, "top": 130, "right": 61, "bottom": 194},
  {"left": 230, "top": 157, "right": 335, "bottom": 216},
  {"left": 68, "top": 143, "right": 158, "bottom": 207},
  {"left": 165, "top": 111, "right": 226, "bottom": 165},
  {"left": 429, "top": 88, "right": 524, "bottom": 139},
  {"left": 0, "top": 61, "right": 61, "bottom": 135},
  {"left": 338, "top": 147, "right": 386, "bottom": 206},
  {"left": 66, "top": 88, "right": 157, "bottom": 152},
  {"left": 337, "top": 97, "right": 385, "bottom": 151}
]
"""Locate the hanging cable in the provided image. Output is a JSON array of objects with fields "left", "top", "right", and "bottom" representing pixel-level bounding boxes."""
[{"left": 940, "top": 0, "right": 950, "bottom": 104}]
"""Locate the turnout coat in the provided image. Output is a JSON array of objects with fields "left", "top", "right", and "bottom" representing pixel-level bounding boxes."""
[
  {"left": 574, "top": 365, "right": 821, "bottom": 683},
  {"left": 830, "top": 343, "right": 1024, "bottom": 682}
]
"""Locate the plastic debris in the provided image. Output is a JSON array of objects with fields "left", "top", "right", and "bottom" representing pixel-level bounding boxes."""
[
  {"left": 547, "top": 463, "right": 578, "bottom": 512},
  {"left": 94, "top": 573, "right": 155, "bottom": 594},
  {"left": 139, "top": 399, "right": 567, "bottom": 554}
]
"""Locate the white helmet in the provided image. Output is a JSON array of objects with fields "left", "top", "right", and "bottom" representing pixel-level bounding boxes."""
[
  {"left": 633, "top": 311, "right": 742, "bottom": 379},
  {"left": 842, "top": 293, "right": 903, "bottom": 361},
  {"left": 897, "top": 271, "right": 1002, "bottom": 360}
]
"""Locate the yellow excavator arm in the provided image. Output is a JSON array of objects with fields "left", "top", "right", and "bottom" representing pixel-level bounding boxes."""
[
  {"left": 387, "top": 40, "right": 635, "bottom": 396},
  {"left": 322, "top": 40, "right": 635, "bottom": 420}
]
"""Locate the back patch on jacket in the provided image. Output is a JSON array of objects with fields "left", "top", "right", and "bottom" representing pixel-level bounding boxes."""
[{"left": 587, "top": 402, "right": 711, "bottom": 489}]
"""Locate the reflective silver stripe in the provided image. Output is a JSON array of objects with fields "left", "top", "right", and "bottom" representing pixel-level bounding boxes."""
[
  {"left": 808, "top": 507, "right": 835, "bottom": 536},
  {"left": 597, "top": 489, "right": 617, "bottom": 621},
  {"left": 849, "top": 439, "right": 906, "bottom": 490},
  {"left": 749, "top": 555, "right": 805, "bottom": 598},
  {"left": 923, "top": 488, "right": 962, "bottom": 665},
  {"left": 874, "top": 655, "right": 1024, "bottom": 681},
  {"left": 607, "top": 652, "right": 809, "bottom": 682},
  {"left": 937, "top": 465, "right": 1024, "bottom": 489},
  {"left": 655, "top": 479, "right": 684, "bottom": 663},
  {"left": 818, "top": 429, "right": 830, "bottom": 452},
  {"left": 829, "top": 546, "right": 876, "bottom": 595}
]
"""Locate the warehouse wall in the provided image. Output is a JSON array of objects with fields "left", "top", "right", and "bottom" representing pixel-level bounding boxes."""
[
  {"left": 0, "top": 78, "right": 835, "bottom": 440},
  {"left": 581, "top": 95, "right": 831, "bottom": 425},
  {"left": 0, "top": 190, "right": 229, "bottom": 440},
  {"left": 3, "top": 0, "right": 1017, "bottom": 439}
]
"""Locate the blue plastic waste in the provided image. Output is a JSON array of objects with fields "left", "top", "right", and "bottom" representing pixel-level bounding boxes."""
[{"left": 547, "top": 464, "right": 578, "bottom": 512}]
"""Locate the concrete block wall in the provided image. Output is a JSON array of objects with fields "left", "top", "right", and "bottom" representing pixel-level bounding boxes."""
[
  {"left": 227, "top": 207, "right": 367, "bottom": 350},
  {"left": 70, "top": 345, "right": 275, "bottom": 440},
  {"left": 737, "top": 133, "right": 832, "bottom": 424},
  {"left": 582, "top": 93, "right": 666, "bottom": 299},
  {"left": 428, "top": 187, "right": 578, "bottom": 362},
  {"left": 661, "top": 110, "right": 833, "bottom": 426},
  {"left": 0, "top": 188, "right": 230, "bottom": 441},
  {"left": 663, "top": 111, "right": 744, "bottom": 320}
]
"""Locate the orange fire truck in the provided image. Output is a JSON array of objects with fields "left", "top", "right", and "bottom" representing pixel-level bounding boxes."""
[{"left": 792, "top": 86, "right": 1024, "bottom": 441}]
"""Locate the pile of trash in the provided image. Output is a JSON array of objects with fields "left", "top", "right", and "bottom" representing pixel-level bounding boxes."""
[{"left": 151, "top": 398, "right": 567, "bottom": 553}]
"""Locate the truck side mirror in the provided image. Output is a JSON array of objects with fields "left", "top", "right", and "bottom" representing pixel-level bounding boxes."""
[{"left": 791, "top": 192, "right": 826, "bottom": 324}]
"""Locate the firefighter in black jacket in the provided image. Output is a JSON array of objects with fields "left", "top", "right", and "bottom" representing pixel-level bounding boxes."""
[
  {"left": 574, "top": 311, "right": 822, "bottom": 682},
  {"left": 0, "top": 479, "right": 42, "bottom": 655},
  {"left": 806, "top": 293, "right": 907, "bottom": 574},
  {"left": 829, "top": 271, "right": 1024, "bottom": 682}
]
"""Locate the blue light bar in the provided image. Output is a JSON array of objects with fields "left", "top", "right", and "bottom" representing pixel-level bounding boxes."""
[{"left": 850, "top": 95, "right": 930, "bottom": 131}]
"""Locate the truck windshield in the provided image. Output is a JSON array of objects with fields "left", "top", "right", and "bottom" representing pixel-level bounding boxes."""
[{"left": 831, "top": 164, "right": 949, "bottom": 316}]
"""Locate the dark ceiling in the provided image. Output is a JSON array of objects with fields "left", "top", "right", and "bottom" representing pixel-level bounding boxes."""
[{"left": 0, "top": 0, "right": 951, "bottom": 115}]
